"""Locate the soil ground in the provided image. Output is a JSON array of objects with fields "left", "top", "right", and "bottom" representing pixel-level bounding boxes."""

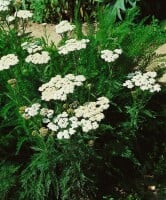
[{"left": 26, "top": 22, "right": 61, "bottom": 45}]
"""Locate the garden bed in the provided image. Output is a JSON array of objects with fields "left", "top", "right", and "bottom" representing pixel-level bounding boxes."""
[{"left": 0, "top": 1, "right": 166, "bottom": 200}]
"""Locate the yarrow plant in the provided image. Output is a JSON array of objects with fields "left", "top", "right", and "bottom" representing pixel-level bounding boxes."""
[
  {"left": 46, "top": 96, "right": 109, "bottom": 139},
  {"left": 74, "top": 96, "right": 110, "bottom": 132},
  {"left": 0, "top": 54, "right": 19, "bottom": 71},
  {"left": 55, "top": 20, "right": 75, "bottom": 34},
  {"left": 21, "top": 75, "right": 110, "bottom": 139},
  {"left": 6, "top": 15, "right": 15, "bottom": 22},
  {"left": 1, "top": 11, "right": 166, "bottom": 200},
  {"left": 58, "top": 39, "right": 90, "bottom": 55},
  {"left": 123, "top": 71, "right": 161, "bottom": 92},
  {"left": 25, "top": 51, "right": 50, "bottom": 64},
  {"left": 15, "top": 10, "right": 33, "bottom": 19},
  {"left": 22, "top": 103, "right": 41, "bottom": 119},
  {"left": 22, "top": 101, "right": 109, "bottom": 139},
  {"left": 38, "top": 74, "right": 86, "bottom": 101},
  {"left": 21, "top": 41, "right": 43, "bottom": 54},
  {"left": 0, "top": 0, "right": 11, "bottom": 12},
  {"left": 101, "top": 49, "right": 122, "bottom": 63}
]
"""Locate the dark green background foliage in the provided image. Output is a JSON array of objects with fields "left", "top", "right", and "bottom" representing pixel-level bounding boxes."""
[
  {"left": 23, "top": 0, "right": 166, "bottom": 23},
  {"left": 0, "top": 4, "right": 166, "bottom": 200},
  {"left": 24, "top": 0, "right": 139, "bottom": 22}
]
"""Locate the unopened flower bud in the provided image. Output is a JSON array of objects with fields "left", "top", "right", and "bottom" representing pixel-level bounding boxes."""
[
  {"left": 67, "top": 108, "right": 74, "bottom": 114},
  {"left": 50, "top": 131, "right": 55, "bottom": 137},
  {"left": 19, "top": 106, "right": 27, "bottom": 114},
  {"left": 14, "top": 0, "right": 22, "bottom": 7},
  {"left": 32, "top": 130, "right": 37, "bottom": 136},
  {"left": 87, "top": 83, "right": 92, "bottom": 89},
  {"left": 63, "top": 103, "right": 68, "bottom": 109},
  {"left": 39, "top": 127, "right": 48, "bottom": 137},
  {"left": 7, "top": 79, "right": 17, "bottom": 87},
  {"left": 88, "top": 140, "right": 94, "bottom": 147}
]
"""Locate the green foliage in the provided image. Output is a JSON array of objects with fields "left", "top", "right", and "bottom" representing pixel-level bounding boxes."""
[
  {"left": 105, "top": 0, "right": 139, "bottom": 21},
  {"left": 18, "top": 137, "right": 55, "bottom": 200},
  {"left": 28, "top": 0, "right": 46, "bottom": 22},
  {"left": 24, "top": 0, "right": 139, "bottom": 23},
  {"left": 0, "top": 162, "right": 19, "bottom": 200}
]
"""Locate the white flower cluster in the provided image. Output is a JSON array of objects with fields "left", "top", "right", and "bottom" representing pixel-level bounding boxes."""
[
  {"left": 0, "top": 0, "right": 11, "bottom": 12},
  {"left": 21, "top": 72, "right": 110, "bottom": 139},
  {"left": 58, "top": 39, "right": 90, "bottom": 55},
  {"left": 15, "top": 10, "right": 33, "bottom": 19},
  {"left": 46, "top": 96, "right": 109, "bottom": 138},
  {"left": 22, "top": 103, "right": 41, "bottom": 119},
  {"left": 40, "top": 108, "right": 54, "bottom": 123},
  {"left": 47, "top": 112, "right": 79, "bottom": 139},
  {"left": 25, "top": 51, "right": 50, "bottom": 64},
  {"left": 21, "top": 41, "right": 42, "bottom": 54},
  {"left": 39, "top": 74, "right": 86, "bottom": 101},
  {"left": 22, "top": 96, "right": 109, "bottom": 139},
  {"left": 101, "top": 49, "right": 122, "bottom": 63},
  {"left": 22, "top": 104, "right": 76, "bottom": 139},
  {"left": 123, "top": 71, "right": 161, "bottom": 92},
  {"left": 0, "top": 54, "right": 19, "bottom": 71},
  {"left": 6, "top": 15, "right": 15, "bottom": 22},
  {"left": 74, "top": 97, "right": 110, "bottom": 132},
  {"left": 55, "top": 20, "right": 75, "bottom": 34}
]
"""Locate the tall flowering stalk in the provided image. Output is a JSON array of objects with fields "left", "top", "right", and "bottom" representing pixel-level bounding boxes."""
[{"left": 123, "top": 71, "right": 162, "bottom": 134}]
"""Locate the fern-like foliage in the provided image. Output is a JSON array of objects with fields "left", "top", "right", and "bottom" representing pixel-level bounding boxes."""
[
  {"left": 18, "top": 137, "right": 59, "bottom": 200},
  {"left": 0, "top": 162, "right": 19, "bottom": 200}
]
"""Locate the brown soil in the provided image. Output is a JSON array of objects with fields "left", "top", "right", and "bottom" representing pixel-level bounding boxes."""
[
  {"left": 25, "top": 22, "right": 94, "bottom": 45},
  {"left": 26, "top": 22, "right": 61, "bottom": 45},
  {"left": 146, "top": 44, "right": 166, "bottom": 83},
  {"left": 155, "top": 43, "right": 166, "bottom": 55}
]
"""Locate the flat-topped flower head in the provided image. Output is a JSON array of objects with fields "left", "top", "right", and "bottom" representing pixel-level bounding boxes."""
[
  {"left": 0, "top": 54, "right": 19, "bottom": 71},
  {"left": 25, "top": 51, "right": 50, "bottom": 64},
  {"left": 40, "top": 108, "right": 54, "bottom": 118},
  {"left": 6, "top": 15, "right": 15, "bottom": 22},
  {"left": 55, "top": 20, "right": 75, "bottom": 34},
  {"left": 58, "top": 38, "right": 90, "bottom": 55},
  {"left": 74, "top": 97, "right": 110, "bottom": 133},
  {"left": 74, "top": 97, "right": 109, "bottom": 119},
  {"left": 22, "top": 103, "right": 41, "bottom": 119},
  {"left": 101, "top": 48, "right": 122, "bottom": 63},
  {"left": 21, "top": 41, "right": 42, "bottom": 54},
  {"left": 114, "top": 49, "right": 123, "bottom": 55},
  {"left": 21, "top": 95, "right": 109, "bottom": 139},
  {"left": 0, "top": 0, "right": 11, "bottom": 12},
  {"left": 45, "top": 97, "right": 109, "bottom": 139},
  {"left": 123, "top": 71, "right": 161, "bottom": 92},
  {"left": 15, "top": 10, "right": 33, "bottom": 19},
  {"left": 38, "top": 74, "right": 86, "bottom": 101}
]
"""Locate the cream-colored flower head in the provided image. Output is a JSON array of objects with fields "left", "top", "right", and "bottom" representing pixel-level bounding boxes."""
[
  {"left": 0, "top": 0, "right": 11, "bottom": 12},
  {"left": 0, "top": 54, "right": 19, "bottom": 71},
  {"left": 25, "top": 51, "right": 50, "bottom": 64},
  {"left": 58, "top": 39, "right": 90, "bottom": 55},
  {"left": 101, "top": 48, "right": 122, "bottom": 63},
  {"left": 38, "top": 74, "right": 86, "bottom": 101},
  {"left": 55, "top": 20, "right": 75, "bottom": 34},
  {"left": 6, "top": 15, "right": 15, "bottom": 22},
  {"left": 123, "top": 71, "right": 161, "bottom": 92},
  {"left": 15, "top": 10, "right": 33, "bottom": 19}
]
